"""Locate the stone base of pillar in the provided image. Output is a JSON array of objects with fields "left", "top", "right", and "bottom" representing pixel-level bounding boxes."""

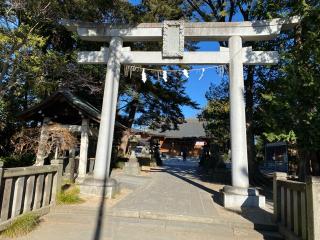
[
  {"left": 78, "top": 176, "right": 120, "bottom": 199},
  {"left": 221, "top": 185, "right": 265, "bottom": 210},
  {"left": 123, "top": 162, "right": 141, "bottom": 176}
]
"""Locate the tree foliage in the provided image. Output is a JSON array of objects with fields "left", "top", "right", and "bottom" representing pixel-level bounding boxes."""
[
  {"left": 2, "top": 0, "right": 320, "bottom": 179},
  {"left": 198, "top": 1, "right": 320, "bottom": 178},
  {"left": 256, "top": 3, "right": 320, "bottom": 178},
  {"left": 0, "top": 0, "right": 198, "bottom": 158},
  {"left": 11, "top": 123, "right": 77, "bottom": 157},
  {"left": 199, "top": 81, "right": 229, "bottom": 151}
]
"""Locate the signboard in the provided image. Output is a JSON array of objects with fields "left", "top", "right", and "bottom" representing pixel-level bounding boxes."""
[{"left": 163, "top": 20, "right": 184, "bottom": 58}]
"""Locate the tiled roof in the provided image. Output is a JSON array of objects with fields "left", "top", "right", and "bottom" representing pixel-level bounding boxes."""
[
  {"left": 148, "top": 118, "right": 207, "bottom": 138},
  {"left": 17, "top": 90, "right": 126, "bottom": 129}
]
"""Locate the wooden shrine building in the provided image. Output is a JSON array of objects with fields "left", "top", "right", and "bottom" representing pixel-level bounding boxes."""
[{"left": 17, "top": 90, "right": 126, "bottom": 181}]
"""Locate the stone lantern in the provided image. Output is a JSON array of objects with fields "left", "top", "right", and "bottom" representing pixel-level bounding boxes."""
[
  {"left": 129, "top": 135, "right": 139, "bottom": 154},
  {"left": 123, "top": 135, "right": 141, "bottom": 176}
]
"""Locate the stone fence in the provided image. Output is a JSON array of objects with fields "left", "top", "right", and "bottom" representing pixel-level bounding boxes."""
[
  {"left": 273, "top": 173, "right": 320, "bottom": 240},
  {"left": 0, "top": 159, "right": 63, "bottom": 231}
]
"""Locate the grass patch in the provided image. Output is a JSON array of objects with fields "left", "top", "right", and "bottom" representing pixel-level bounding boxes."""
[
  {"left": 0, "top": 213, "right": 40, "bottom": 238},
  {"left": 62, "top": 179, "right": 75, "bottom": 185},
  {"left": 57, "top": 185, "right": 84, "bottom": 205},
  {"left": 115, "top": 161, "right": 125, "bottom": 169}
]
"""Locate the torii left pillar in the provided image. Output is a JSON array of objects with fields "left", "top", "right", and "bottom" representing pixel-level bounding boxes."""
[{"left": 79, "top": 37, "right": 122, "bottom": 198}]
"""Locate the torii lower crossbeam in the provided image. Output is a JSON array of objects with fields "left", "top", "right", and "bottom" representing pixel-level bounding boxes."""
[{"left": 78, "top": 48, "right": 278, "bottom": 65}]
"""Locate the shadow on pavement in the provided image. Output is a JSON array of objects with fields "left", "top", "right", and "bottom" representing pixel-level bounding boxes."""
[{"left": 152, "top": 161, "right": 280, "bottom": 239}]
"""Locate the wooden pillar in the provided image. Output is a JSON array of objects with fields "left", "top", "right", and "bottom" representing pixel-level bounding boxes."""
[
  {"left": 306, "top": 176, "right": 320, "bottom": 240},
  {"left": 0, "top": 161, "right": 3, "bottom": 192},
  {"left": 78, "top": 118, "right": 89, "bottom": 179},
  {"left": 68, "top": 148, "right": 76, "bottom": 182},
  {"left": 273, "top": 172, "right": 287, "bottom": 221},
  {"left": 51, "top": 158, "right": 63, "bottom": 205}
]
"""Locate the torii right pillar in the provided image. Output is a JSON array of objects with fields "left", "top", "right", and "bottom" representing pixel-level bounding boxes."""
[{"left": 222, "top": 35, "right": 264, "bottom": 209}]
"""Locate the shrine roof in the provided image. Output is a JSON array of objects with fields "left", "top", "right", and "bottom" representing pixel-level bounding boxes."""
[
  {"left": 143, "top": 118, "right": 207, "bottom": 139},
  {"left": 17, "top": 91, "right": 126, "bottom": 129},
  {"left": 17, "top": 90, "right": 100, "bottom": 123}
]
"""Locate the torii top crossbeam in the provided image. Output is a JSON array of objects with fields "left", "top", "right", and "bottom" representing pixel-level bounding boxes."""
[
  {"left": 63, "top": 17, "right": 299, "bottom": 42},
  {"left": 63, "top": 17, "right": 299, "bottom": 66}
]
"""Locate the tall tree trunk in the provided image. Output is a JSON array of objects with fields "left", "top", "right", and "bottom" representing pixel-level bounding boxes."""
[
  {"left": 310, "top": 151, "right": 320, "bottom": 176},
  {"left": 298, "top": 149, "right": 308, "bottom": 181},
  {"left": 118, "top": 98, "right": 139, "bottom": 154},
  {"left": 119, "top": 129, "right": 131, "bottom": 155},
  {"left": 245, "top": 66, "right": 256, "bottom": 182}
]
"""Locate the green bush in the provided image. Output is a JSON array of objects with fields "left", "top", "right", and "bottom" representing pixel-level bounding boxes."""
[
  {"left": 57, "top": 185, "right": 84, "bottom": 205},
  {"left": 0, "top": 153, "right": 35, "bottom": 168},
  {"left": 115, "top": 161, "right": 125, "bottom": 169},
  {"left": 0, "top": 213, "right": 40, "bottom": 238}
]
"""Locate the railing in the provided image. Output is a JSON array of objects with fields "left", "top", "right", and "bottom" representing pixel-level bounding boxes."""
[
  {"left": 260, "top": 160, "right": 288, "bottom": 172},
  {"left": 273, "top": 173, "right": 320, "bottom": 240},
  {"left": 0, "top": 159, "right": 63, "bottom": 231}
]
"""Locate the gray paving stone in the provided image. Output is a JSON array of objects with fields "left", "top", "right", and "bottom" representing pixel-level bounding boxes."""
[{"left": 12, "top": 159, "right": 278, "bottom": 240}]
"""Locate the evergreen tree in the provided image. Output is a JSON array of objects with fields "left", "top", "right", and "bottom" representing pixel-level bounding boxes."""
[{"left": 0, "top": 0, "right": 198, "bottom": 156}]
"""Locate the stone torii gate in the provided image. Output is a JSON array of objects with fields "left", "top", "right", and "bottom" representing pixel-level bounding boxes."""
[{"left": 64, "top": 17, "right": 298, "bottom": 208}]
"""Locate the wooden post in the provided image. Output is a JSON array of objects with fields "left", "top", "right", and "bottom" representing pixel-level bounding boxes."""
[
  {"left": 0, "top": 161, "right": 3, "bottom": 194},
  {"left": 286, "top": 188, "right": 292, "bottom": 230},
  {"left": 306, "top": 176, "right": 320, "bottom": 240},
  {"left": 0, "top": 161, "right": 5, "bottom": 219},
  {"left": 293, "top": 190, "right": 299, "bottom": 235},
  {"left": 43, "top": 173, "right": 53, "bottom": 206},
  {"left": 1, "top": 178, "right": 13, "bottom": 221},
  {"left": 50, "top": 158, "right": 63, "bottom": 205},
  {"left": 23, "top": 175, "right": 35, "bottom": 213},
  {"left": 301, "top": 191, "right": 307, "bottom": 239},
  {"left": 12, "top": 177, "right": 25, "bottom": 217},
  {"left": 273, "top": 172, "right": 287, "bottom": 221},
  {"left": 69, "top": 148, "right": 76, "bottom": 183},
  {"left": 33, "top": 174, "right": 44, "bottom": 209},
  {"left": 35, "top": 117, "right": 50, "bottom": 166},
  {"left": 78, "top": 118, "right": 89, "bottom": 180}
]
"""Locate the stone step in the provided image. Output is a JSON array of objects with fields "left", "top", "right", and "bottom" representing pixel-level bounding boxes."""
[
  {"left": 112, "top": 217, "right": 282, "bottom": 240},
  {"left": 40, "top": 209, "right": 284, "bottom": 240},
  {"left": 51, "top": 204, "right": 282, "bottom": 238},
  {"left": 106, "top": 208, "right": 279, "bottom": 229}
]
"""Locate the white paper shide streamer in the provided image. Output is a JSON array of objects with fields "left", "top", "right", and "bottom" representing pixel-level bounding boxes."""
[
  {"left": 218, "top": 65, "right": 225, "bottom": 77},
  {"left": 125, "top": 65, "right": 224, "bottom": 83},
  {"left": 163, "top": 70, "right": 168, "bottom": 82},
  {"left": 142, "top": 68, "right": 147, "bottom": 83},
  {"left": 199, "top": 68, "right": 205, "bottom": 80},
  {"left": 183, "top": 69, "right": 189, "bottom": 78}
]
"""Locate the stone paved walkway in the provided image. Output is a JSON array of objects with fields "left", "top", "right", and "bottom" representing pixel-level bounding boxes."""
[
  {"left": 10, "top": 159, "right": 281, "bottom": 240},
  {"left": 110, "top": 161, "right": 218, "bottom": 219}
]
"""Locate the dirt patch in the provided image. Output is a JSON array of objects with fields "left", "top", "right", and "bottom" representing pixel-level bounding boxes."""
[{"left": 79, "top": 188, "right": 133, "bottom": 209}]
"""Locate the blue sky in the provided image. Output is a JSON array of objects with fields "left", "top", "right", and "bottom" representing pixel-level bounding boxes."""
[{"left": 181, "top": 42, "right": 222, "bottom": 118}]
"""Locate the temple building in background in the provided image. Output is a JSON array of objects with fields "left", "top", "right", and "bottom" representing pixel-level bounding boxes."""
[{"left": 133, "top": 119, "right": 207, "bottom": 158}]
